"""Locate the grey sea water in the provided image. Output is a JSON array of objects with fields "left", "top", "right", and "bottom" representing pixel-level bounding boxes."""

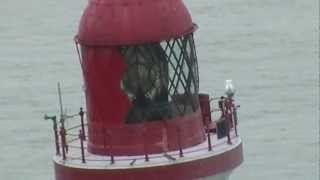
[{"left": 0, "top": 0, "right": 318, "bottom": 179}]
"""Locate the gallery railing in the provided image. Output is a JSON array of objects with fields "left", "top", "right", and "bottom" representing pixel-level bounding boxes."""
[{"left": 45, "top": 97, "right": 239, "bottom": 165}]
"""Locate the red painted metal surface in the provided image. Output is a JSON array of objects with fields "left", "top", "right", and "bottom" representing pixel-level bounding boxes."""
[
  {"left": 87, "top": 109, "right": 205, "bottom": 156},
  {"left": 54, "top": 143, "right": 243, "bottom": 180},
  {"left": 77, "top": 0, "right": 196, "bottom": 46},
  {"left": 199, "top": 94, "right": 212, "bottom": 126},
  {"left": 81, "top": 46, "right": 130, "bottom": 127}
]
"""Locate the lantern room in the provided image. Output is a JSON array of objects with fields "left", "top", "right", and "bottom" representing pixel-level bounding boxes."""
[{"left": 75, "top": 0, "right": 205, "bottom": 156}]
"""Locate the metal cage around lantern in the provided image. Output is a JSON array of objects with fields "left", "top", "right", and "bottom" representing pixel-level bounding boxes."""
[{"left": 120, "top": 33, "right": 200, "bottom": 124}]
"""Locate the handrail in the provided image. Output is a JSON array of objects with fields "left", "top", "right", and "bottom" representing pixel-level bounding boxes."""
[
  {"left": 49, "top": 97, "right": 239, "bottom": 165},
  {"left": 55, "top": 134, "right": 238, "bottom": 166}
]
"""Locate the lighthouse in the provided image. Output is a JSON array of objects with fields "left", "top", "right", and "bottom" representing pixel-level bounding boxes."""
[{"left": 46, "top": 0, "right": 243, "bottom": 179}]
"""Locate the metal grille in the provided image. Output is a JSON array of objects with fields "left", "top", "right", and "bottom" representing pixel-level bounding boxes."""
[{"left": 121, "top": 34, "right": 199, "bottom": 123}]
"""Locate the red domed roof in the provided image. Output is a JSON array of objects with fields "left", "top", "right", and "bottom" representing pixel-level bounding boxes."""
[{"left": 77, "top": 0, "right": 197, "bottom": 45}]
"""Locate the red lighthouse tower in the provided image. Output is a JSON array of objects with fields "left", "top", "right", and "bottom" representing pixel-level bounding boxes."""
[{"left": 47, "top": 0, "right": 243, "bottom": 179}]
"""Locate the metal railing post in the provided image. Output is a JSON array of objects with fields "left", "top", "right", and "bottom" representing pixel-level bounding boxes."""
[
  {"left": 79, "top": 130, "right": 86, "bottom": 163},
  {"left": 143, "top": 130, "right": 149, "bottom": 162},
  {"left": 79, "top": 107, "right": 86, "bottom": 140},
  {"left": 233, "top": 106, "right": 239, "bottom": 136},
  {"left": 226, "top": 116, "right": 232, "bottom": 145},
  {"left": 207, "top": 130, "right": 212, "bottom": 151},
  {"left": 177, "top": 127, "right": 184, "bottom": 157},
  {"left": 44, "top": 115, "right": 61, "bottom": 156},
  {"left": 110, "top": 152, "right": 115, "bottom": 164},
  {"left": 225, "top": 98, "right": 233, "bottom": 144},
  {"left": 60, "top": 126, "right": 67, "bottom": 160},
  {"left": 53, "top": 117, "right": 60, "bottom": 156},
  {"left": 108, "top": 133, "right": 115, "bottom": 164}
]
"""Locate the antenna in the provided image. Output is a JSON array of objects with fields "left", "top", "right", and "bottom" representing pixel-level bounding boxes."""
[{"left": 57, "top": 82, "right": 65, "bottom": 128}]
